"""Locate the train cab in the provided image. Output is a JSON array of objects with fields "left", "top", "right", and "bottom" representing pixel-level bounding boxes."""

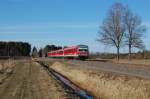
[{"left": 77, "top": 45, "right": 89, "bottom": 60}]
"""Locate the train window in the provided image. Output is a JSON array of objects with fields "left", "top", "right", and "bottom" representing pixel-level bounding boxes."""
[{"left": 78, "top": 49, "right": 88, "bottom": 51}]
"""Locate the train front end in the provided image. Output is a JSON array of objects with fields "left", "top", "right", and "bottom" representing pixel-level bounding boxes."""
[{"left": 77, "top": 45, "right": 89, "bottom": 60}]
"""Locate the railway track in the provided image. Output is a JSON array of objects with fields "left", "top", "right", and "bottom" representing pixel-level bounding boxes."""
[{"left": 37, "top": 61, "right": 92, "bottom": 99}]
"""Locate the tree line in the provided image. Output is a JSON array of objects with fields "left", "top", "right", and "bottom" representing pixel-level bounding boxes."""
[
  {"left": 32, "top": 45, "right": 63, "bottom": 57},
  {"left": 97, "top": 2, "right": 146, "bottom": 60},
  {"left": 90, "top": 50, "right": 150, "bottom": 59},
  {"left": 0, "top": 41, "right": 31, "bottom": 57},
  {"left": 0, "top": 41, "right": 63, "bottom": 58}
]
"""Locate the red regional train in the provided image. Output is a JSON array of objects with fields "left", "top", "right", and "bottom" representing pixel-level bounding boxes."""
[{"left": 47, "top": 45, "right": 89, "bottom": 60}]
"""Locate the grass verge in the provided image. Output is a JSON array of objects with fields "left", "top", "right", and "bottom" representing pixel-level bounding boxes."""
[{"left": 48, "top": 61, "right": 150, "bottom": 99}]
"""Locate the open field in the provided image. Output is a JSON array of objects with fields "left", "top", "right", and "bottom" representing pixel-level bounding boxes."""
[
  {"left": 87, "top": 58, "right": 150, "bottom": 67},
  {"left": 113, "top": 59, "right": 150, "bottom": 66},
  {"left": 43, "top": 60, "right": 150, "bottom": 99},
  {"left": 66, "top": 60, "right": 150, "bottom": 79},
  {"left": 1, "top": 58, "right": 150, "bottom": 99}
]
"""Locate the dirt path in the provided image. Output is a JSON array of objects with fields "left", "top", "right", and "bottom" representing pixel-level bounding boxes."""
[{"left": 0, "top": 60, "right": 68, "bottom": 99}]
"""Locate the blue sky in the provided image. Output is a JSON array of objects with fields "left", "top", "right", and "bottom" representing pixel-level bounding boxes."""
[{"left": 0, "top": 0, "right": 150, "bottom": 52}]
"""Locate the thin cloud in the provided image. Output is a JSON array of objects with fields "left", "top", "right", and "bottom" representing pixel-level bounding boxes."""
[
  {"left": 0, "top": 22, "right": 98, "bottom": 34},
  {"left": 0, "top": 23, "right": 98, "bottom": 29},
  {"left": 7, "top": 0, "right": 26, "bottom": 3},
  {"left": 0, "top": 31, "right": 46, "bottom": 34}
]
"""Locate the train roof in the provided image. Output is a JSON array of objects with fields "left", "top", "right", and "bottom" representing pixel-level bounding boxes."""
[
  {"left": 64, "top": 45, "right": 88, "bottom": 49},
  {"left": 48, "top": 49, "right": 63, "bottom": 53},
  {"left": 78, "top": 45, "right": 88, "bottom": 48}
]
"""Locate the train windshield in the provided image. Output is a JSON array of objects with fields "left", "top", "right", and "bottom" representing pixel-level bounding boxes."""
[
  {"left": 78, "top": 45, "right": 89, "bottom": 52},
  {"left": 78, "top": 49, "right": 88, "bottom": 52}
]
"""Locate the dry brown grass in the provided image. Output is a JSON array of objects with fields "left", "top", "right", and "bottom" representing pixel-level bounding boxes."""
[
  {"left": 0, "top": 60, "right": 15, "bottom": 71},
  {"left": 0, "top": 60, "right": 15, "bottom": 84},
  {"left": 49, "top": 61, "right": 150, "bottom": 99}
]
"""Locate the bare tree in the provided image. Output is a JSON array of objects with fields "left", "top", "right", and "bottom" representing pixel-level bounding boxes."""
[
  {"left": 124, "top": 6, "right": 146, "bottom": 60},
  {"left": 97, "top": 3, "right": 125, "bottom": 60}
]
